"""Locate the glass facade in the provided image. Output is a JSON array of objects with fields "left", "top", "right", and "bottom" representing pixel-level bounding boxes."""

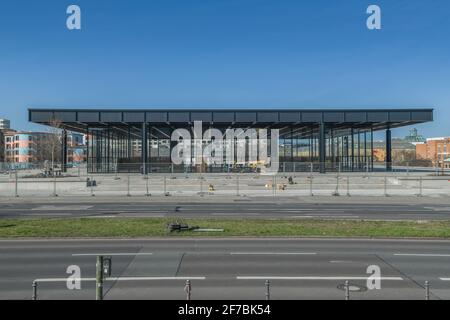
[
  {"left": 86, "top": 124, "right": 374, "bottom": 174},
  {"left": 28, "top": 108, "right": 433, "bottom": 174}
]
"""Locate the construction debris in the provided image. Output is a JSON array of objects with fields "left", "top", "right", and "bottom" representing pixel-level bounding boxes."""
[
  {"left": 167, "top": 222, "right": 196, "bottom": 232},
  {"left": 277, "top": 183, "right": 287, "bottom": 190},
  {"left": 167, "top": 222, "right": 223, "bottom": 233}
]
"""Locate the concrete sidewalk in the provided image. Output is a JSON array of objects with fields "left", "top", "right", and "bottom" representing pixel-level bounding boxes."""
[
  {"left": 1, "top": 194, "right": 450, "bottom": 204},
  {"left": 1, "top": 174, "right": 450, "bottom": 198}
]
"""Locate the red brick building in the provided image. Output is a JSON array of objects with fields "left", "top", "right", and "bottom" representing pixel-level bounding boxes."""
[{"left": 416, "top": 137, "right": 450, "bottom": 168}]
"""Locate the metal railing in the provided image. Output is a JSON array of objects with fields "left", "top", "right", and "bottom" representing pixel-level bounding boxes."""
[
  {"left": 1, "top": 161, "right": 449, "bottom": 198},
  {"left": 28, "top": 255, "right": 440, "bottom": 301},
  {"left": 1, "top": 173, "right": 449, "bottom": 198},
  {"left": 31, "top": 277, "right": 435, "bottom": 301},
  {"left": 28, "top": 254, "right": 442, "bottom": 301}
]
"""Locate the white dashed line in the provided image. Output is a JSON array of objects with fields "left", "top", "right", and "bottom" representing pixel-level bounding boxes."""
[
  {"left": 230, "top": 252, "right": 317, "bottom": 256},
  {"left": 72, "top": 253, "right": 153, "bottom": 256},
  {"left": 394, "top": 254, "right": 450, "bottom": 257},
  {"left": 237, "top": 276, "right": 403, "bottom": 280}
]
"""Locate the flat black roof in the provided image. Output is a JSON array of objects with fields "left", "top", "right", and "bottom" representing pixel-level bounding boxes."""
[{"left": 28, "top": 108, "right": 434, "bottom": 134}]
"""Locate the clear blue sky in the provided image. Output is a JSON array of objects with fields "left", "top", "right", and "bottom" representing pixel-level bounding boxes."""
[{"left": 0, "top": 0, "right": 449, "bottom": 138}]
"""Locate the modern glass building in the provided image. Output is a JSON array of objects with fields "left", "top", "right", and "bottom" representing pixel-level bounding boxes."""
[{"left": 29, "top": 108, "right": 433, "bottom": 174}]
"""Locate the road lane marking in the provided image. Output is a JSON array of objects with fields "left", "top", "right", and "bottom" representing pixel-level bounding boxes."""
[
  {"left": 313, "top": 216, "right": 359, "bottom": 218},
  {"left": 236, "top": 276, "right": 403, "bottom": 280},
  {"left": 32, "top": 205, "right": 93, "bottom": 211},
  {"left": 291, "top": 216, "right": 314, "bottom": 218},
  {"left": 291, "top": 215, "right": 359, "bottom": 219},
  {"left": 424, "top": 207, "right": 450, "bottom": 212},
  {"left": 394, "top": 254, "right": 450, "bottom": 257},
  {"left": 22, "top": 213, "right": 75, "bottom": 216},
  {"left": 72, "top": 252, "right": 153, "bottom": 257},
  {"left": 230, "top": 252, "right": 317, "bottom": 256},
  {"left": 36, "top": 278, "right": 96, "bottom": 283},
  {"left": 88, "top": 216, "right": 118, "bottom": 218},
  {"left": 109, "top": 215, "right": 166, "bottom": 218},
  {"left": 245, "top": 209, "right": 349, "bottom": 212},
  {"left": 35, "top": 276, "right": 206, "bottom": 283},
  {"left": 97, "top": 210, "right": 167, "bottom": 214},
  {"left": 211, "top": 213, "right": 260, "bottom": 215},
  {"left": 440, "top": 278, "right": 450, "bottom": 281},
  {"left": 109, "top": 276, "right": 206, "bottom": 281}
]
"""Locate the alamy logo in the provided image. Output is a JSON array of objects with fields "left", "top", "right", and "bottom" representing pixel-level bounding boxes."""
[
  {"left": 367, "top": 5, "right": 382, "bottom": 30},
  {"left": 66, "top": 265, "right": 81, "bottom": 290},
  {"left": 64, "top": 5, "right": 382, "bottom": 31},
  {"left": 171, "top": 121, "right": 280, "bottom": 174},
  {"left": 66, "top": 5, "right": 81, "bottom": 30},
  {"left": 367, "top": 265, "right": 382, "bottom": 290}
]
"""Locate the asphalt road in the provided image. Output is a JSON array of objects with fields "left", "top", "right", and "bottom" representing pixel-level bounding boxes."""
[
  {"left": 1, "top": 199, "right": 450, "bottom": 220},
  {"left": 1, "top": 238, "right": 450, "bottom": 300}
]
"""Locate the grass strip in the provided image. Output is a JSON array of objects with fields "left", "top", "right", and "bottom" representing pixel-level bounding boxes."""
[{"left": 0, "top": 218, "right": 450, "bottom": 239}]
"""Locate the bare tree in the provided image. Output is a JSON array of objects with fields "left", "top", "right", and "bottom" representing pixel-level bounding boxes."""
[{"left": 35, "top": 118, "right": 63, "bottom": 172}]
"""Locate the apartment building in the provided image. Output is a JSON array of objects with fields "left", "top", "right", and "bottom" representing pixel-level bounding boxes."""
[
  {"left": 3, "top": 131, "right": 50, "bottom": 168},
  {"left": 0, "top": 119, "right": 11, "bottom": 163},
  {"left": 0, "top": 119, "right": 10, "bottom": 130},
  {"left": 0, "top": 130, "right": 5, "bottom": 163},
  {"left": 416, "top": 137, "right": 450, "bottom": 168},
  {"left": 3, "top": 130, "right": 87, "bottom": 168},
  {"left": 67, "top": 132, "right": 87, "bottom": 165}
]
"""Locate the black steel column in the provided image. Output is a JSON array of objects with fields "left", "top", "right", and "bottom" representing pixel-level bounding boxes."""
[
  {"left": 386, "top": 128, "right": 392, "bottom": 172},
  {"left": 291, "top": 127, "right": 294, "bottom": 164},
  {"left": 338, "top": 136, "right": 341, "bottom": 166},
  {"left": 86, "top": 127, "right": 90, "bottom": 173},
  {"left": 350, "top": 128, "right": 354, "bottom": 172},
  {"left": 127, "top": 127, "right": 131, "bottom": 159},
  {"left": 107, "top": 127, "right": 111, "bottom": 173},
  {"left": 371, "top": 128, "right": 374, "bottom": 171},
  {"left": 142, "top": 122, "right": 148, "bottom": 174},
  {"left": 330, "top": 129, "right": 335, "bottom": 170},
  {"left": 344, "top": 136, "right": 349, "bottom": 170},
  {"left": 309, "top": 128, "right": 313, "bottom": 161},
  {"left": 357, "top": 130, "right": 361, "bottom": 170},
  {"left": 148, "top": 125, "right": 152, "bottom": 173},
  {"left": 61, "top": 129, "right": 67, "bottom": 173},
  {"left": 319, "top": 122, "right": 326, "bottom": 173},
  {"left": 364, "top": 130, "right": 368, "bottom": 170},
  {"left": 191, "top": 129, "right": 195, "bottom": 172},
  {"left": 97, "top": 131, "right": 100, "bottom": 173}
]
